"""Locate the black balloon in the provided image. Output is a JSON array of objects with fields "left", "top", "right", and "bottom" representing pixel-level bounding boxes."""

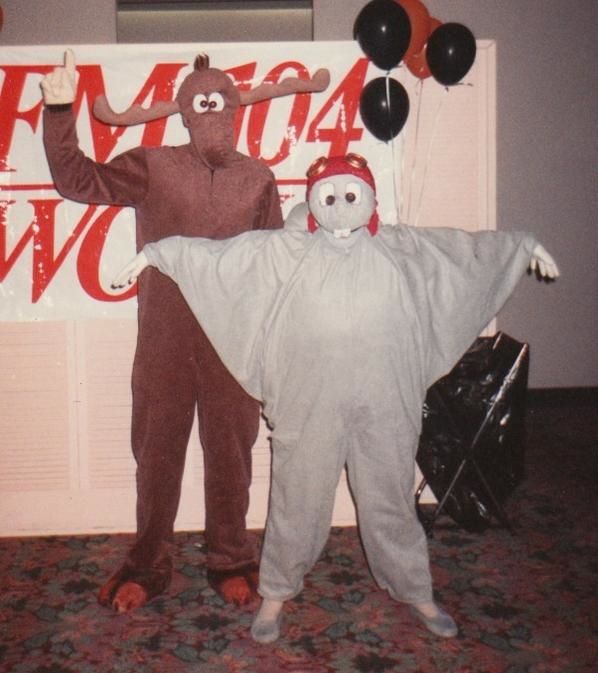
[
  {"left": 426, "top": 22, "right": 477, "bottom": 86},
  {"left": 359, "top": 77, "right": 409, "bottom": 142},
  {"left": 354, "top": 0, "right": 412, "bottom": 71}
]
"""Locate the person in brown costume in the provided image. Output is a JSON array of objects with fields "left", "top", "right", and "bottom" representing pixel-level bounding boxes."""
[{"left": 40, "top": 49, "right": 330, "bottom": 612}]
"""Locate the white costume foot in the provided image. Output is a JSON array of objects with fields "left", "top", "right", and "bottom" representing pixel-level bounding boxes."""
[
  {"left": 250, "top": 599, "right": 284, "bottom": 644},
  {"left": 410, "top": 601, "right": 458, "bottom": 638}
]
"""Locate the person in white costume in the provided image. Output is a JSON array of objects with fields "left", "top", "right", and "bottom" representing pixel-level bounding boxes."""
[{"left": 113, "top": 154, "right": 559, "bottom": 642}]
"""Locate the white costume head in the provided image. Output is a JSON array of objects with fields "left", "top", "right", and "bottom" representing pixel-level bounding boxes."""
[{"left": 306, "top": 154, "right": 379, "bottom": 238}]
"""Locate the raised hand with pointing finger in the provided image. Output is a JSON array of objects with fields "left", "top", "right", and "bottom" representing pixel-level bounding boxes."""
[{"left": 40, "top": 49, "right": 77, "bottom": 105}]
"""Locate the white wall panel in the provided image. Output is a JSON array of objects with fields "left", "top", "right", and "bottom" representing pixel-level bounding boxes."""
[{"left": 0, "top": 322, "right": 72, "bottom": 493}]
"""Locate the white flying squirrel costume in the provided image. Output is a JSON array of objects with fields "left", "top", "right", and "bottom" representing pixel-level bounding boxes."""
[{"left": 114, "top": 153, "right": 558, "bottom": 640}]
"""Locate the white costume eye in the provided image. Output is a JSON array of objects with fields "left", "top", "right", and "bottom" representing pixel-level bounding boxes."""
[
  {"left": 318, "top": 182, "right": 335, "bottom": 206},
  {"left": 192, "top": 94, "right": 210, "bottom": 113},
  {"left": 208, "top": 92, "right": 225, "bottom": 111},
  {"left": 345, "top": 182, "right": 362, "bottom": 204}
]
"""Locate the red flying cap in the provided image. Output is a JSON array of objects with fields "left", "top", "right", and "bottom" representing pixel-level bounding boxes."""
[{"left": 306, "top": 153, "right": 376, "bottom": 196}]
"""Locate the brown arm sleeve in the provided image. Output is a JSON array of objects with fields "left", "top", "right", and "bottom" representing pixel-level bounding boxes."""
[
  {"left": 42, "top": 106, "right": 149, "bottom": 207},
  {"left": 256, "top": 173, "right": 284, "bottom": 231}
]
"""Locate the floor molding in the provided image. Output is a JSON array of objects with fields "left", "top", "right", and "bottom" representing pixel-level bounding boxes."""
[{"left": 527, "top": 386, "right": 598, "bottom": 407}]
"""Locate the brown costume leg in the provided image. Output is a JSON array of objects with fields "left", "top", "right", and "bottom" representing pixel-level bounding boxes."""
[
  {"left": 195, "top": 327, "right": 261, "bottom": 605},
  {"left": 98, "top": 293, "right": 197, "bottom": 611},
  {"left": 99, "top": 287, "right": 260, "bottom": 609}
]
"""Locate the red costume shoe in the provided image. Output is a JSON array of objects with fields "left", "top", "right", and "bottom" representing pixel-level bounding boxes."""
[{"left": 207, "top": 563, "right": 260, "bottom": 606}]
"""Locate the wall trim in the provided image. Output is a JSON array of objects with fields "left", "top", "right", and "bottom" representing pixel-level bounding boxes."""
[{"left": 527, "top": 387, "right": 598, "bottom": 407}]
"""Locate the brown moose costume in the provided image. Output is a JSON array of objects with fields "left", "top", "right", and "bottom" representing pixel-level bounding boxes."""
[{"left": 41, "top": 52, "right": 329, "bottom": 611}]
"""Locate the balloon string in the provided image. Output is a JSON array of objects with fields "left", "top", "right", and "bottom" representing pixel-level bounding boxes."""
[
  {"left": 397, "top": 72, "right": 408, "bottom": 224},
  {"left": 413, "top": 86, "right": 448, "bottom": 228},
  {"left": 398, "top": 124, "right": 406, "bottom": 224},
  {"left": 385, "top": 71, "right": 401, "bottom": 226},
  {"left": 406, "top": 78, "right": 424, "bottom": 225}
]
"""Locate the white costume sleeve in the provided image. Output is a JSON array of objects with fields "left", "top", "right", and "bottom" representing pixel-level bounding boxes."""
[
  {"left": 144, "top": 230, "right": 302, "bottom": 400},
  {"left": 387, "top": 225, "right": 538, "bottom": 387},
  {"left": 145, "top": 222, "right": 539, "bottom": 404}
]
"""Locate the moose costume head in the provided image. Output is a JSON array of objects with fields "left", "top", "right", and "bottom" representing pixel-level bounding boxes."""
[{"left": 93, "top": 54, "right": 330, "bottom": 170}]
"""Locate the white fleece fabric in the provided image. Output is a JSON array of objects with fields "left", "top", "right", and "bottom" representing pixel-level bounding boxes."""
[{"left": 144, "top": 219, "right": 537, "bottom": 602}]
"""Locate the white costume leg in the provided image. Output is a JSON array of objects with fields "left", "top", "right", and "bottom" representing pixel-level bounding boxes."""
[
  {"left": 345, "top": 409, "right": 434, "bottom": 604},
  {"left": 258, "top": 416, "right": 348, "bottom": 601}
]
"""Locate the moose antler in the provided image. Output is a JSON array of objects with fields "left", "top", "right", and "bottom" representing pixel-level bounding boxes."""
[
  {"left": 93, "top": 56, "right": 330, "bottom": 126},
  {"left": 239, "top": 68, "right": 331, "bottom": 105},
  {"left": 93, "top": 96, "right": 180, "bottom": 126}
]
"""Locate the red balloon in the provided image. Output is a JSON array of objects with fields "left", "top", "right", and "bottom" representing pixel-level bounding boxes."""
[
  {"left": 396, "top": 0, "right": 431, "bottom": 61},
  {"left": 405, "top": 17, "right": 442, "bottom": 80}
]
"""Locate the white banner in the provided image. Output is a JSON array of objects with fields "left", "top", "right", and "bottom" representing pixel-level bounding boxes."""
[{"left": 0, "top": 42, "right": 400, "bottom": 321}]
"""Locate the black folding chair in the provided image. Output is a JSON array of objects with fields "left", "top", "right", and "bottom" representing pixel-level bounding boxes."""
[{"left": 415, "top": 332, "right": 530, "bottom": 535}]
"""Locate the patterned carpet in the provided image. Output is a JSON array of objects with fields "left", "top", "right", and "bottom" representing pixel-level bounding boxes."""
[{"left": 1, "top": 392, "right": 597, "bottom": 673}]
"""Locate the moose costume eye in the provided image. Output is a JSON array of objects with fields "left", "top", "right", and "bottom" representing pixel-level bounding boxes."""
[
  {"left": 208, "top": 92, "right": 225, "bottom": 111},
  {"left": 192, "top": 92, "right": 226, "bottom": 114},
  {"left": 192, "top": 94, "right": 210, "bottom": 113}
]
